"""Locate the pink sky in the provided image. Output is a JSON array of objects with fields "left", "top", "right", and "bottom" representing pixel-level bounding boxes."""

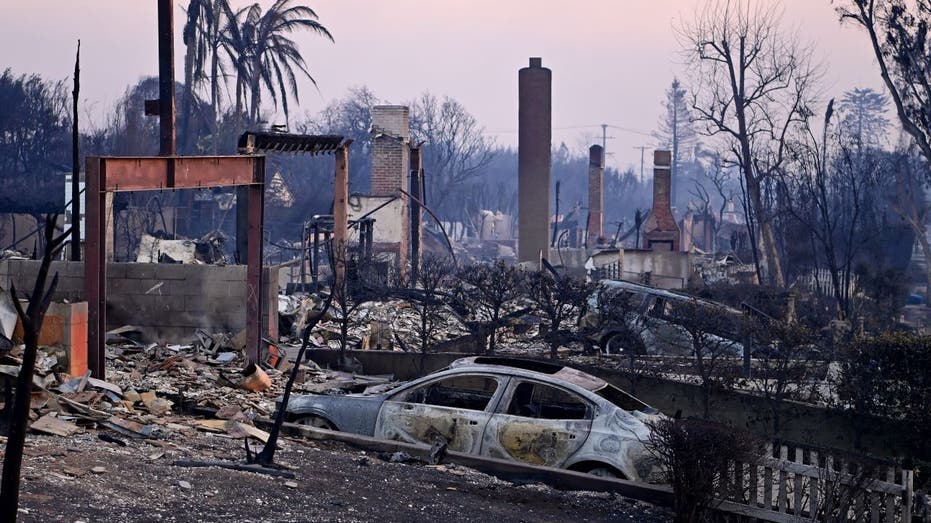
[{"left": 1, "top": 0, "right": 884, "bottom": 170}]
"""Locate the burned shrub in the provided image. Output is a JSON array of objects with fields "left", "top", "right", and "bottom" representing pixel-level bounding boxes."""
[
  {"left": 834, "top": 333, "right": 931, "bottom": 446},
  {"left": 645, "top": 418, "right": 763, "bottom": 523},
  {"left": 452, "top": 261, "right": 522, "bottom": 354},
  {"left": 524, "top": 270, "right": 595, "bottom": 361},
  {"left": 666, "top": 300, "right": 745, "bottom": 417},
  {"left": 750, "top": 321, "right": 820, "bottom": 434}
]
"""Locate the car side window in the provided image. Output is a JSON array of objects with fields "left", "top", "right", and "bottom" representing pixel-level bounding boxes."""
[
  {"left": 506, "top": 381, "right": 591, "bottom": 420},
  {"left": 401, "top": 375, "right": 499, "bottom": 412}
]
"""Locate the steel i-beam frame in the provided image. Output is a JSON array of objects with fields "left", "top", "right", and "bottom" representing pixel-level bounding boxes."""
[{"left": 84, "top": 155, "right": 265, "bottom": 380}]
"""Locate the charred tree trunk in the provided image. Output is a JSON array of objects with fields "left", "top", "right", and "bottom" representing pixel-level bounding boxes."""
[
  {"left": 70, "top": 41, "right": 81, "bottom": 261},
  {"left": 0, "top": 217, "right": 70, "bottom": 522}
]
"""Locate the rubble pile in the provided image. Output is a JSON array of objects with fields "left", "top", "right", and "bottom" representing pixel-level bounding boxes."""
[
  {"left": 0, "top": 328, "right": 394, "bottom": 444},
  {"left": 278, "top": 294, "right": 470, "bottom": 351}
]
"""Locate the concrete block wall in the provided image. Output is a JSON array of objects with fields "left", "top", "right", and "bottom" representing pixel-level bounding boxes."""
[{"left": 0, "top": 260, "right": 277, "bottom": 343}]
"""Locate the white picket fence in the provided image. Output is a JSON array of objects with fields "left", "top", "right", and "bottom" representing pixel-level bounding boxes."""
[{"left": 714, "top": 442, "right": 913, "bottom": 522}]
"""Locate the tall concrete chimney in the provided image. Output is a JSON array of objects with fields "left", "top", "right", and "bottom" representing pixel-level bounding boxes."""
[
  {"left": 587, "top": 144, "right": 604, "bottom": 243},
  {"left": 518, "top": 57, "right": 552, "bottom": 262},
  {"left": 643, "top": 150, "right": 681, "bottom": 251}
]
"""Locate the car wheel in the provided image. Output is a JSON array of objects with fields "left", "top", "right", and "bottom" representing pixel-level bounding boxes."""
[
  {"left": 602, "top": 332, "right": 641, "bottom": 355},
  {"left": 295, "top": 415, "right": 335, "bottom": 431},
  {"left": 587, "top": 466, "right": 619, "bottom": 479}
]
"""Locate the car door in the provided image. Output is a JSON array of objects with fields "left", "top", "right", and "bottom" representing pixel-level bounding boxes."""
[
  {"left": 480, "top": 379, "right": 594, "bottom": 468},
  {"left": 373, "top": 373, "right": 504, "bottom": 454},
  {"left": 644, "top": 297, "right": 692, "bottom": 355}
]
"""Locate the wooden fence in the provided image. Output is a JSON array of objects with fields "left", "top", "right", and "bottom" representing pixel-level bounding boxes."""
[{"left": 714, "top": 442, "right": 913, "bottom": 522}]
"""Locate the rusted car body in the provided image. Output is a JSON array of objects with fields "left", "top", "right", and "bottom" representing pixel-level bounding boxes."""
[{"left": 285, "top": 357, "right": 664, "bottom": 481}]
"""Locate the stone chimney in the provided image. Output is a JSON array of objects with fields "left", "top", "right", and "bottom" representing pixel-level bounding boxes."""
[
  {"left": 518, "top": 57, "right": 552, "bottom": 262},
  {"left": 587, "top": 144, "right": 604, "bottom": 243},
  {"left": 370, "top": 105, "right": 410, "bottom": 269},
  {"left": 643, "top": 150, "right": 681, "bottom": 252}
]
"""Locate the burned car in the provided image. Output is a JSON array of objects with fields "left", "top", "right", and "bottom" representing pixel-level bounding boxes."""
[
  {"left": 582, "top": 279, "right": 746, "bottom": 357},
  {"left": 285, "top": 356, "right": 664, "bottom": 481}
]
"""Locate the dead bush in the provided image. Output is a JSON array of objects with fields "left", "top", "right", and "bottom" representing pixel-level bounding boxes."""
[{"left": 645, "top": 418, "right": 763, "bottom": 523}]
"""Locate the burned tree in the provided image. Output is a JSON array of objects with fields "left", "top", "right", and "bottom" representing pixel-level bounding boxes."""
[
  {"left": 524, "top": 270, "right": 595, "bottom": 361},
  {"left": 0, "top": 216, "right": 70, "bottom": 522},
  {"left": 454, "top": 261, "right": 521, "bottom": 354},
  {"left": 327, "top": 241, "right": 379, "bottom": 364},
  {"left": 679, "top": 0, "right": 818, "bottom": 287},
  {"left": 406, "top": 253, "right": 455, "bottom": 354}
]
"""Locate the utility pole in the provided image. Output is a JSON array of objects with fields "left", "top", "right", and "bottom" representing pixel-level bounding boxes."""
[
  {"left": 634, "top": 146, "right": 649, "bottom": 183},
  {"left": 600, "top": 124, "right": 615, "bottom": 160}
]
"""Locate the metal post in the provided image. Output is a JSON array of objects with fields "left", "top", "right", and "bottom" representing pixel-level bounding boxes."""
[
  {"left": 235, "top": 186, "right": 249, "bottom": 264},
  {"left": 299, "top": 222, "right": 307, "bottom": 284},
  {"left": 333, "top": 145, "right": 349, "bottom": 287},
  {"left": 311, "top": 223, "right": 320, "bottom": 288},
  {"left": 157, "top": 0, "right": 176, "bottom": 156},
  {"left": 409, "top": 146, "right": 423, "bottom": 283},
  {"left": 84, "top": 158, "right": 106, "bottom": 379},
  {"left": 245, "top": 177, "right": 264, "bottom": 364}
]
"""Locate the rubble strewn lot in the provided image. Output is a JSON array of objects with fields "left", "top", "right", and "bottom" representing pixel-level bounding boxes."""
[{"left": 0, "top": 332, "right": 672, "bottom": 522}]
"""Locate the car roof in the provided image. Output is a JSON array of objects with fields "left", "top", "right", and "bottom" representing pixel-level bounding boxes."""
[
  {"left": 448, "top": 356, "right": 607, "bottom": 392},
  {"left": 600, "top": 279, "right": 743, "bottom": 315}
]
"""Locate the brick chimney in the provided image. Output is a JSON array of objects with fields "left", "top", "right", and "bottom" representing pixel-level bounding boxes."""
[
  {"left": 643, "top": 150, "right": 680, "bottom": 252},
  {"left": 371, "top": 105, "right": 410, "bottom": 196},
  {"left": 587, "top": 144, "right": 604, "bottom": 243},
  {"left": 370, "top": 105, "right": 410, "bottom": 269}
]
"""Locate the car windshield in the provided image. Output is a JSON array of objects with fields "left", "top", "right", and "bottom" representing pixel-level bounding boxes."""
[{"left": 594, "top": 383, "right": 655, "bottom": 413}]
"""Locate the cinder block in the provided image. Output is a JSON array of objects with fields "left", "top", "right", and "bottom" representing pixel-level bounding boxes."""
[
  {"left": 108, "top": 278, "right": 145, "bottom": 296},
  {"left": 106, "top": 263, "right": 128, "bottom": 279},
  {"left": 170, "top": 279, "right": 206, "bottom": 296},
  {"left": 203, "top": 281, "right": 232, "bottom": 299},
  {"left": 227, "top": 282, "right": 246, "bottom": 299},
  {"left": 208, "top": 265, "right": 246, "bottom": 282},
  {"left": 124, "top": 263, "right": 157, "bottom": 280},
  {"left": 155, "top": 263, "right": 195, "bottom": 280}
]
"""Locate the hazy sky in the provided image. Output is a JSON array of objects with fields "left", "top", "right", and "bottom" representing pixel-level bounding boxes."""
[{"left": 1, "top": 0, "right": 884, "bottom": 171}]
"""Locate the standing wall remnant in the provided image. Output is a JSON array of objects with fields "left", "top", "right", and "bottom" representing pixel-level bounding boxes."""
[{"left": 518, "top": 57, "right": 552, "bottom": 262}]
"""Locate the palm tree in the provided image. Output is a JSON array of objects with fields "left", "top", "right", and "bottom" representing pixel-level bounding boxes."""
[
  {"left": 194, "top": 0, "right": 234, "bottom": 153},
  {"left": 181, "top": 0, "right": 209, "bottom": 153},
  {"left": 224, "top": 0, "right": 333, "bottom": 130}
]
